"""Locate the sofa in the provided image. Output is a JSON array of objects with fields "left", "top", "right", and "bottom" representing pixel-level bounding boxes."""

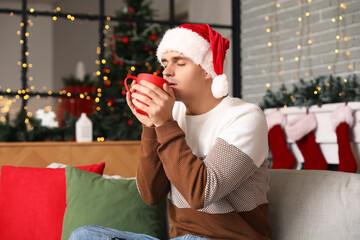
[
  {"left": 0, "top": 142, "right": 360, "bottom": 239},
  {"left": 268, "top": 169, "right": 360, "bottom": 240}
]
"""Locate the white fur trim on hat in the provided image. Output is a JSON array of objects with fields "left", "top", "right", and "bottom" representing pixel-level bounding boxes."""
[
  {"left": 211, "top": 74, "right": 228, "bottom": 99},
  {"left": 285, "top": 113, "right": 317, "bottom": 141},
  {"left": 266, "top": 110, "right": 287, "bottom": 130},
  {"left": 330, "top": 105, "right": 354, "bottom": 129},
  {"left": 156, "top": 27, "right": 216, "bottom": 79}
]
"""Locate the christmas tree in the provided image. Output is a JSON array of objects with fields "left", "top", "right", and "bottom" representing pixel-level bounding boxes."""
[
  {"left": 91, "top": 0, "right": 167, "bottom": 140},
  {"left": 0, "top": 0, "right": 167, "bottom": 142}
]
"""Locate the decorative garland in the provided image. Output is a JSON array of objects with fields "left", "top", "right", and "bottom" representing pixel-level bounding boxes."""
[{"left": 259, "top": 73, "right": 360, "bottom": 109}]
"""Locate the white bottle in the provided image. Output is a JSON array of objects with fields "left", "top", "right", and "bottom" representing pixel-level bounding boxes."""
[{"left": 76, "top": 113, "right": 93, "bottom": 142}]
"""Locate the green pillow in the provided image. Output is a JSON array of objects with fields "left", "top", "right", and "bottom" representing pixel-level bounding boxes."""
[{"left": 61, "top": 166, "right": 168, "bottom": 240}]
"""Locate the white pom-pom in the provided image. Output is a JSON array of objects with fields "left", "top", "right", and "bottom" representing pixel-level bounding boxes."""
[{"left": 211, "top": 74, "right": 229, "bottom": 99}]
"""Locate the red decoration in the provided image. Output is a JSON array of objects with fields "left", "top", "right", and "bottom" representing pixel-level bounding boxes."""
[
  {"left": 127, "top": 7, "right": 135, "bottom": 14},
  {"left": 117, "top": 80, "right": 124, "bottom": 87},
  {"left": 330, "top": 105, "right": 357, "bottom": 173},
  {"left": 127, "top": 118, "right": 133, "bottom": 126},
  {"left": 144, "top": 46, "right": 150, "bottom": 52},
  {"left": 150, "top": 34, "right": 158, "bottom": 42},
  {"left": 122, "top": 36, "right": 130, "bottom": 45},
  {"left": 155, "top": 70, "right": 161, "bottom": 75},
  {"left": 111, "top": 52, "right": 116, "bottom": 58},
  {"left": 266, "top": 111, "right": 297, "bottom": 169},
  {"left": 119, "top": 61, "right": 125, "bottom": 66},
  {"left": 103, "top": 67, "right": 109, "bottom": 73},
  {"left": 104, "top": 80, "right": 111, "bottom": 87},
  {"left": 107, "top": 99, "right": 115, "bottom": 107},
  {"left": 121, "top": 90, "right": 126, "bottom": 95},
  {"left": 113, "top": 59, "right": 120, "bottom": 65},
  {"left": 137, "top": 62, "right": 143, "bottom": 67},
  {"left": 285, "top": 114, "right": 328, "bottom": 170},
  {"left": 56, "top": 86, "right": 96, "bottom": 126}
]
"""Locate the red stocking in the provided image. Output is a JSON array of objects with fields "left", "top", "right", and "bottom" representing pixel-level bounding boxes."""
[
  {"left": 285, "top": 113, "right": 328, "bottom": 170},
  {"left": 331, "top": 105, "right": 357, "bottom": 173},
  {"left": 266, "top": 111, "right": 296, "bottom": 169}
]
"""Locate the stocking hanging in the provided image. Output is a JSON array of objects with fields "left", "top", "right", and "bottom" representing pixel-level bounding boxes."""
[
  {"left": 266, "top": 110, "right": 296, "bottom": 169},
  {"left": 285, "top": 113, "right": 328, "bottom": 170},
  {"left": 330, "top": 104, "right": 357, "bottom": 173}
]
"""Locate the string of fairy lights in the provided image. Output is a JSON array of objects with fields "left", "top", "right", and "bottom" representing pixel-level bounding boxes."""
[
  {"left": 330, "top": 0, "right": 352, "bottom": 73},
  {"left": 0, "top": 3, "right": 111, "bottom": 122},
  {"left": 0, "top": 0, "right": 237, "bottom": 136},
  {"left": 263, "top": 0, "right": 353, "bottom": 92},
  {"left": 265, "top": 1, "right": 282, "bottom": 88}
]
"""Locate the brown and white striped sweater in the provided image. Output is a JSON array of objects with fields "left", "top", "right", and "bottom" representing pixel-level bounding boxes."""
[{"left": 136, "top": 96, "right": 271, "bottom": 240}]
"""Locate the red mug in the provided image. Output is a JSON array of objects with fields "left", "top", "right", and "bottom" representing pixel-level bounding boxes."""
[{"left": 124, "top": 73, "right": 169, "bottom": 115}]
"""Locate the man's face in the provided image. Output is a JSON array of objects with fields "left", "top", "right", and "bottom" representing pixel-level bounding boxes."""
[{"left": 161, "top": 51, "right": 209, "bottom": 101}]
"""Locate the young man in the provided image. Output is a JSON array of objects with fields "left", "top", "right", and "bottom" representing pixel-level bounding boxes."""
[{"left": 70, "top": 24, "right": 271, "bottom": 240}]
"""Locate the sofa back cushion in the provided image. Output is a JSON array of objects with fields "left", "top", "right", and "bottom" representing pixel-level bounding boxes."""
[{"left": 268, "top": 169, "right": 360, "bottom": 240}]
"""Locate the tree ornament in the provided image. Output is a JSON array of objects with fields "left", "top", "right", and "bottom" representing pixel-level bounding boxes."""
[
  {"left": 127, "top": 7, "right": 135, "bottom": 14},
  {"left": 107, "top": 99, "right": 115, "bottom": 107},
  {"left": 137, "top": 62, "right": 143, "bottom": 67},
  {"left": 127, "top": 118, "right": 133, "bottom": 126},
  {"left": 103, "top": 67, "right": 109, "bottom": 73},
  {"left": 122, "top": 36, "right": 130, "bottom": 45},
  {"left": 35, "top": 109, "right": 59, "bottom": 128},
  {"left": 285, "top": 113, "right": 328, "bottom": 170},
  {"left": 150, "top": 33, "right": 158, "bottom": 42},
  {"left": 330, "top": 104, "right": 357, "bottom": 173},
  {"left": 155, "top": 70, "right": 161, "bottom": 75},
  {"left": 119, "top": 61, "right": 125, "bottom": 66},
  {"left": 104, "top": 80, "right": 111, "bottom": 87},
  {"left": 111, "top": 52, "right": 116, "bottom": 58},
  {"left": 266, "top": 110, "right": 296, "bottom": 169},
  {"left": 113, "top": 59, "right": 120, "bottom": 65},
  {"left": 144, "top": 46, "right": 150, "bottom": 52},
  {"left": 117, "top": 80, "right": 124, "bottom": 87}
]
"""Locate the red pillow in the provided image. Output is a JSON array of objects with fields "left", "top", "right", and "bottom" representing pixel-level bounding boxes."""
[{"left": 0, "top": 163, "right": 105, "bottom": 240}]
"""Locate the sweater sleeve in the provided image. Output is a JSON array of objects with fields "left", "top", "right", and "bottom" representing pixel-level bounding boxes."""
[
  {"left": 155, "top": 121, "right": 207, "bottom": 209},
  {"left": 136, "top": 125, "right": 170, "bottom": 206},
  {"left": 155, "top": 110, "right": 268, "bottom": 209}
]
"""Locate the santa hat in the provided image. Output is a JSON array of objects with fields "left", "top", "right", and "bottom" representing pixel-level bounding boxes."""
[{"left": 156, "top": 24, "right": 230, "bottom": 99}]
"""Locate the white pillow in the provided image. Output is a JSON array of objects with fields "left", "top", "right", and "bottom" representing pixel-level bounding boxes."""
[{"left": 46, "top": 163, "right": 135, "bottom": 179}]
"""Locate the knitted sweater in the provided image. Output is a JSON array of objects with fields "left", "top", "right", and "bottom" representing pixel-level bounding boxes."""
[{"left": 136, "top": 96, "right": 271, "bottom": 240}]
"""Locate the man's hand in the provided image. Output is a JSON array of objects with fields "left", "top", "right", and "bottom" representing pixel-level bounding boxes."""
[{"left": 131, "top": 80, "right": 175, "bottom": 127}]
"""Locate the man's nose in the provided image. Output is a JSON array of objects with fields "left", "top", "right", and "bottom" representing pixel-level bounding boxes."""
[{"left": 163, "top": 65, "right": 174, "bottom": 77}]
